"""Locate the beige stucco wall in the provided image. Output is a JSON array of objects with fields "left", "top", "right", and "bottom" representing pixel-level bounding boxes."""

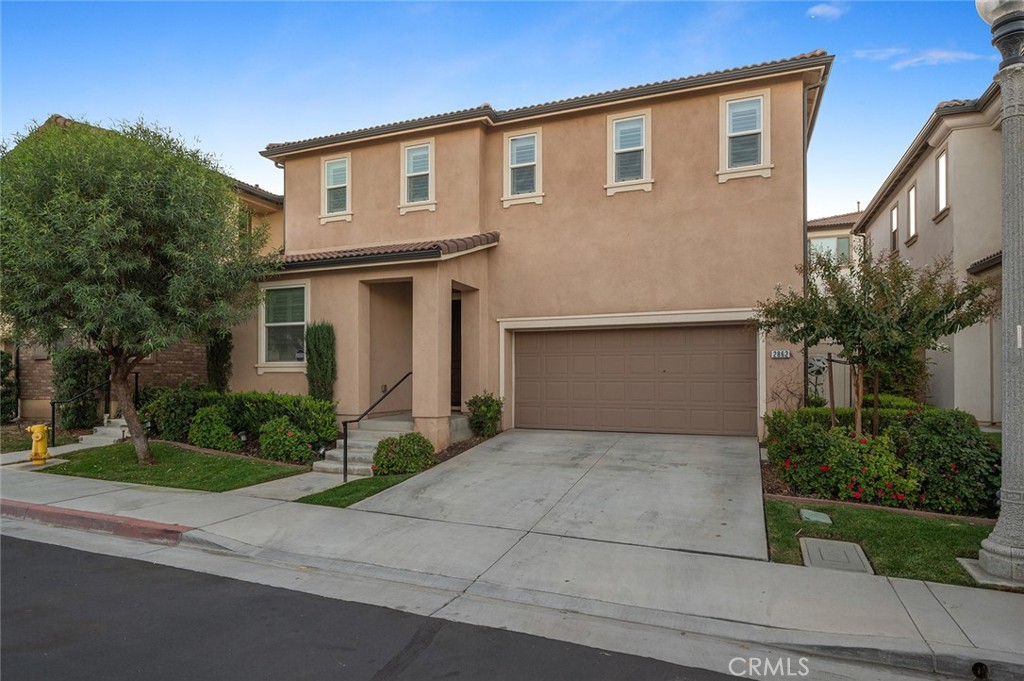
[
  {"left": 369, "top": 282, "right": 413, "bottom": 413},
  {"left": 238, "top": 70, "right": 817, "bottom": 444},
  {"left": 860, "top": 98, "right": 1001, "bottom": 422}
]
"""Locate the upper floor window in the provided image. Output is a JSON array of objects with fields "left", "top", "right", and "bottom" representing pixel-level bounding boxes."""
[
  {"left": 810, "top": 236, "right": 851, "bottom": 262},
  {"left": 936, "top": 150, "right": 949, "bottom": 215},
  {"left": 606, "top": 110, "right": 652, "bottom": 195},
  {"left": 260, "top": 284, "right": 308, "bottom": 369},
  {"left": 502, "top": 130, "right": 543, "bottom": 207},
  {"left": 718, "top": 90, "right": 772, "bottom": 182},
  {"left": 400, "top": 140, "right": 436, "bottom": 214},
  {"left": 890, "top": 205, "right": 899, "bottom": 252},
  {"left": 321, "top": 155, "right": 351, "bottom": 224},
  {"left": 908, "top": 185, "right": 917, "bottom": 240}
]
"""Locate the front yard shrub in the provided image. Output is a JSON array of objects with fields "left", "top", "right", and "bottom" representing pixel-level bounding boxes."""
[
  {"left": 466, "top": 391, "right": 503, "bottom": 437},
  {"left": 766, "top": 406, "right": 1000, "bottom": 516},
  {"left": 373, "top": 432, "right": 435, "bottom": 475},
  {"left": 52, "top": 348, "right": 107, "bottom": 429},
  {"left": 188, "top": 405, "right": 240, "bottom": 452},
  {"left": 861, "top": 394, "right": 921, "bottom": 410},
  {"left": 305, "top": 321, "right": 336, "bottom": 403},
  {"left": 220, "top": 391, "right": 337, "bottom": 445},
  {"left": 259, "top": 416, "right": 315, "bottom": 464},
  {"left": 0, "top": 350, "right": 18, "bottom": 423},
  {"left": 790, "top": 406, "right": 909, "bottom": 433},
  {"left": 885, "top": 409, "right": 1001, "bottom": 516},
  {"left": 142, "top": 382, "right": 218, "bottom": 442}
]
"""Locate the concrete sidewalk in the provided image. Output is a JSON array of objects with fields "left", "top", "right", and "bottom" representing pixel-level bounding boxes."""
[{"left": 2, "top": 465, "right": 1022, "bottom": 680}]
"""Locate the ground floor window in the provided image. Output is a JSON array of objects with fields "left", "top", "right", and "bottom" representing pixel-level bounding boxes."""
[{"left": 263, "top": 285, "right": 306, "bottom": 363}]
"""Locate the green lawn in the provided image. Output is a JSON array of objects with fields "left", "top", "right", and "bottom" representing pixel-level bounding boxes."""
[
  {"left": 297, "top": 473, "right": 415, "bottom": 508},
  {"left": 44, "top": 442, "right": 301, "bottom": 492},
  {"left": 1, "top": 429, "right": 79, "bottom": 453},
  {"left": 765, "top": 499, "right": 993, "bottom": 587}
]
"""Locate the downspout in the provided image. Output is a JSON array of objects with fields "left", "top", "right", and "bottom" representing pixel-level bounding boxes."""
[
  {"left": 275, "top": 161, "right": 286, "bottom": 254},
  {"left": 802, "top": 75, "right": 826, "bottom": 404}
]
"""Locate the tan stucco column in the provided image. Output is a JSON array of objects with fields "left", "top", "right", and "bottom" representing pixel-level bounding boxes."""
[
  {"left": 412, "top": 269, "right": 452, "bottom": 450},
  {"left": 330, "top": 279, "right": 371, "bottom": 421}
]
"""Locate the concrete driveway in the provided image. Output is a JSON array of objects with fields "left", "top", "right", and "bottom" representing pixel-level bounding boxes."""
[{"left": 355, "top": 429, "right": 768, "bottom": 561}]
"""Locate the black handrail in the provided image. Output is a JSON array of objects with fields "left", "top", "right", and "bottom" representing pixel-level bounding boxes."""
[
  {"left": 340, "top": 371, "right": 412, "bottom": 482},
  {"left": 50, "top": 371, "right": 140, "bottom": 446}
]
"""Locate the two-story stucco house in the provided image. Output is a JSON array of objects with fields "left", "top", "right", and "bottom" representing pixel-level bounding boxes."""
[
  {"left": 854, "top": 83, "right": 1002, "bottom": 425},
  {"left": 232, "top": 50, "right": 834, "bottom": 449}
]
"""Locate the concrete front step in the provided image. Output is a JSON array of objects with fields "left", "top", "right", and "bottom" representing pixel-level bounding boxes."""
[
  {"left": 78, "top": 434, "right": 125, "bottom": 447},
  {"left": 92, "top": 426, "right": 130, "bottom": 439},
  {"left": 357, "top": 416, "right": 415, "bottom": 433},
  {"left": 344, "top": 429, "right": 410, "bottom": 445},
  {"left": 312, "top": 459, "right": 374, "bottom": 477}
]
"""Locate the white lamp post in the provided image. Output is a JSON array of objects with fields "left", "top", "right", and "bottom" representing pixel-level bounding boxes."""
[{"left": 976, "top": 0, "right": 1024, "bottom": 583}]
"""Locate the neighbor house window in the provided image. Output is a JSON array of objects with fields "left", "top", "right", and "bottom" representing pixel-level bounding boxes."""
[
  {"left": 908, "top": 185, "right": 917, "bottom": 240},
  {"left": 400, "top": 140, "right": 435, "bottom": 213},
  {"left": 890, "top": 205, "right": 899, "bottom": 252},
  {"left": 605, "top": 110, "right": 652, "bottom": 195},
  {"left": 718, "top": 90, "right": 772, "bottom": 182},
  {"left": 320, "top": 155, "right": 351, "bottom": 224},
  {"left": 936, "top": 150, "right": 948, "bottom": 213},
  {"left": 502, "top": 130, "right": 543, "bottom": 207},
  {"left": 810, "top": 236, "right": 851, "bottom": 261},
  {"left": 262, "top": 285, "right": 307, "bottom": 364}
]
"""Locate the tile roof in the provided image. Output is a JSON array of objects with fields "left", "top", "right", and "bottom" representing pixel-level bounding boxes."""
[
  {"left": 967, "top": 251, "right": 1002, "bottom": 275},
  {"left": 263, "top": 50, "right": 832, "bottom": 157},
  {"left": 234, "top": 179, "right": 283, "bottom": 206},
  {"left": 808, "top": 211, "right": 863, "bottom": 229},
  {"left": 282, "top": 231, "right": 500, "bottom": 269}
]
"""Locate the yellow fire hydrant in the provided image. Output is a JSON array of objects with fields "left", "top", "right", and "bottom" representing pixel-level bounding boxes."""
[{"left": 26, "top": 424, "right": 49, "bottom": 464}]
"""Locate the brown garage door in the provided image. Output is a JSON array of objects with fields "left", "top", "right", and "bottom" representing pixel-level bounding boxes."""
[{"left": 515, "top": 325, "right": 757, "bottom": 436}]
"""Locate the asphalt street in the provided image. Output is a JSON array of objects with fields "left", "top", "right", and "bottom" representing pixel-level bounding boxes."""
[{"left": 1, "top": 536, "right": 731, "bottom": 681}]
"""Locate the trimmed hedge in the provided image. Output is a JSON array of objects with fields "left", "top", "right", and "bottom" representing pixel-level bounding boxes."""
[
  {"left": 142, "top": 385, "right": 338, "bottom": 450},
  {"left": 765, "top": 407, "right": 1000, "bottom": 516},
  {"left": 259, "top": 416, "right": 315, "bottom": 464},
  {"left": 188, "top": 405, "right": 241, "bottom": 452}
]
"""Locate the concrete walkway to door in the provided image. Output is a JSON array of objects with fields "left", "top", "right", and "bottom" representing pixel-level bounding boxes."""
[{"left": 354, "top": 429, "right": 768, "bottom": 561}]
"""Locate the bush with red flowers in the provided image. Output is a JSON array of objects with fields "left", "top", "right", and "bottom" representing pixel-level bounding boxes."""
[{"left": 259, "top": 416, "right": 315, "bottom": 464}]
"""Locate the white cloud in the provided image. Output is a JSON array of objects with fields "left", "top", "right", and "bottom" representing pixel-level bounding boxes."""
[
  {"left": 851, "top": 47, "right": 909, "bottom": 61},
  {"left": 806, "top": 3, "right": 848, "bottom": 20},
  {"left": 892, "top": 49, "right": 986, "bottom": 69}
]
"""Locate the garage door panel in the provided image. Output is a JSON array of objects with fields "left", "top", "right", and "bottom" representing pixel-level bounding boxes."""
[{"left": 516, "top": 326, "right": 756, "bottom": 435}]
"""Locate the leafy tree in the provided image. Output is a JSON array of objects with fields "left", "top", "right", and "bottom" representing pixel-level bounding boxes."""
[
  {"left": 755, "top": 244, "right": 996, "bottom": 434},
  {"left": 0, "top": 116, "right": 278, "bottom": 464}
]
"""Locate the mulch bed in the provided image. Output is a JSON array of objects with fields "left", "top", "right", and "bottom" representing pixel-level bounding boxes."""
[
  {"left": 435, "top": 435, "right": 488, "bottom": 463},
  {"left": 760, "top": 459, "right": 792, "bottom": 495}
]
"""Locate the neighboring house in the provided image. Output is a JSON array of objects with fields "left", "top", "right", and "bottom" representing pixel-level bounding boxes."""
[
  {"left": 854, "top": 84, "right": 1002, "bottom": 425},
  {"left": 233, "top": 50, "right": 834, "bottom": 448},
  {"left": 805, "top": 210, "right": 862, "bottom": 408},
  {"left": 10, "top": 118, "right": 285, "bottom": 420}
]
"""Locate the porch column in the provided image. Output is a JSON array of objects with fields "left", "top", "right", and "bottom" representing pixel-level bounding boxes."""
[
  {"left": 412, "top": 270, "right": 451, "bottom": 450},
  {"left": 457, "top": 287, "right": 484, "bottom": 410}
]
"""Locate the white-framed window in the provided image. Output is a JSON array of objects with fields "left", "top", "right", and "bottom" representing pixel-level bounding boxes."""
[
  {"left": 908, "top": 185, "right": 917, "bottom": 240},
  {"left": 400, "top": 139, "right": 436, "bottom": 214},
  {"left": 936, "top": 150, "right": 949, "bottom": 214},
  {"left": 810, "top": 236, "right": 851, "bottom": 261},
  {"left": 320, "top": 155, "right": 351, "bottom": 224},
  {"left": 605, "top": 109, "right": 652, "bottom": 195},
  {"left": 718, "top": 89, "right": 773, "bottom": 182},
  {"left": 890, "top": 204, "right": 899, "bottom": 252},
  {"left": 258, "top": 283, "right": 309, "bottom": 373},
  {"left": 502, "top": 130, "right": 543, "bottom": 207}
]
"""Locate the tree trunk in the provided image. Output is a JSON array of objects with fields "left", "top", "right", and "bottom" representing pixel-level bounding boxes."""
[
  {"left": 852, "top": 364, "right": 864, "bottom": 435},
  {"left": 111, "top": 361, "right": 152, "bottom": 465},
  {"left": 872, "top": 372, "right": 881, "bottom": 437}
]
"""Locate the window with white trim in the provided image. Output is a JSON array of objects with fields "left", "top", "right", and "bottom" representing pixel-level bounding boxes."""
[
  {"left": 321, "top": 156, "right": 350, "bottom": 222},
  {"left": 936, "top": 150, "right": 948, "bottom": 213},
  {"left": 605, "top": 110, "right": 652, "bottom": 195},
  {"left": 502, "top": 130, "right": 543, "bottom": 207},
  {"left": 399, "top": 140, "right": 435, "bottom": 213},
  {"left": 718, "top": 90, "right": 772, "bottom": 182},
  {"left": 908, "top": 185, "right": 917, "bottom": 239},
  {"left": 890, "top": 205, "right": 899, "bottom": 252},
  {"left": 263, "top": 286, "right": 306, "bottom": 363}
]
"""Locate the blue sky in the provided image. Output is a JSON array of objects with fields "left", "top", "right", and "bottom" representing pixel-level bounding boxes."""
[{"left": 1, "top": 1, "right": 1000, "bottom": 219}]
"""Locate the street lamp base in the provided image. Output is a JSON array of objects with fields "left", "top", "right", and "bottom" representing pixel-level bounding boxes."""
[{"left": 979, "top": 536, "right": 1024, "bottom": 583}]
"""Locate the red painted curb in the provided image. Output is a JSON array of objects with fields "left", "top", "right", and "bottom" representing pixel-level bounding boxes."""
[{"left": 1, "top": 499, "right": 194, "bottom": 544}]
